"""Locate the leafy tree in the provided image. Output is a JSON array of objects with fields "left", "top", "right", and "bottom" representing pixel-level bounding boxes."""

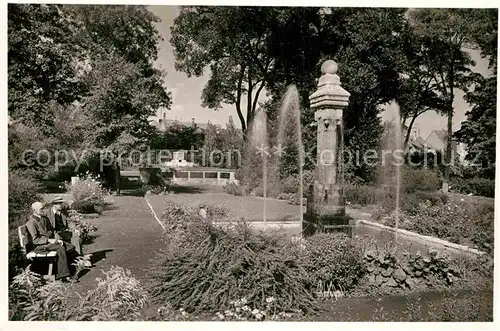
[
  {"left": 69, "top": 5, "right": 170, "bottom": 150},
  {"left": 408, "top": 9, "right": 484, "bottom": 192},
  {"left": 320, "top": 8, "right": 408, "bottom": 182},
  {"left": 70, "top": 5, "right": 170, "bottom": 190},
  {"left": 171, "top": 7, "right": 411, "bottom": 183},
  {"left": 454, "top": 9, "right": 497, "bottom": 179},
  {"left": 199, "top": 117, "right": 243, "bottom": 168},
  {"left": 220, "top": 116, "right": 245, "bottom": 168},
  {"left": 261, "top": 8, "right": 409, "bottom": 182},
  {"left": 202, "top": 122, "right": 221, "bottom": 167},
  {"left": 8, "top": 4, "right": 171, "bottom": 192},
  {"left": 171, "top": 7, "right": 308, "bottom": 134},
  {"left": 397, "top": 25, "right": 446, "bottom": 149},
  {"left": 8, "top": 4, "right": 85, "bottom": 134}
]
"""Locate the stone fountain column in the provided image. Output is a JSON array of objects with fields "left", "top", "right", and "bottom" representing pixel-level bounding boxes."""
[{"left": 305, "top": 60, "right": 350, "bottom": 233}]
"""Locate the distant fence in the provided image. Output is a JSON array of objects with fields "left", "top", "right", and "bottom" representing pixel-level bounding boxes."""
[{"left": 120, "top": 168, "right": 238, "bottom": 187}]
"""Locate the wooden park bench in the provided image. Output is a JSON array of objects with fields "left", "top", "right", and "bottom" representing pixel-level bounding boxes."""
[{"left": 18, "top": 224, "right": 57, "bottom": 281}]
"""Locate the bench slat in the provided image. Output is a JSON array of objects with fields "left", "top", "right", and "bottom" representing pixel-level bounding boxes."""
[{"left": 26, "top": 251, "right": 58, "bottom": 259}]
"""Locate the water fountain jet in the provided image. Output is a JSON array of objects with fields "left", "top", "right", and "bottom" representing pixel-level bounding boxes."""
[
  {"left": 276, "top": 85, "right": 306, "bottom": 229},
  {"left": 248, "top": 108, "right": 269, "bottom": 222}
]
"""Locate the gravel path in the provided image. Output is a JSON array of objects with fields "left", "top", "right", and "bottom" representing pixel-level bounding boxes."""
[{"left": 69, "top": 195, "right": 163, "bottom": 294}]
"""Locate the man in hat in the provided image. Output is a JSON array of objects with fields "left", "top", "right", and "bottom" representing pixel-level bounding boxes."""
[
  {"left": 46, "top": 196, "right": 82, "bottom": 255},
  {"left": 26, "top": 201, "right": 76, "bottom": 281}
]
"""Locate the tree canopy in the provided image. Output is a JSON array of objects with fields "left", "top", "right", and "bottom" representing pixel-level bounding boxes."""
[
  {"left": 454, "top": 9, "right": 498, "bottom": 179},
  {"left": 8, "top": 4, "right": 171, "bottom": 177}
]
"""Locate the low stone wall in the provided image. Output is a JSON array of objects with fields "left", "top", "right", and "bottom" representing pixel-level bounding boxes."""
[{"left": 355, "top": 219, "right": 485, "bottom": 256}]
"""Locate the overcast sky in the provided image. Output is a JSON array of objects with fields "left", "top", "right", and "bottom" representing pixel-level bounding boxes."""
[{"left": 150, "top": 6, "right": 492, "bottom": 140}]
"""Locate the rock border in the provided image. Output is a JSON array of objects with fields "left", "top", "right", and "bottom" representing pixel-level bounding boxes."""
[{"left": 355, "top": 219, "right": 485, "bottom": 256}]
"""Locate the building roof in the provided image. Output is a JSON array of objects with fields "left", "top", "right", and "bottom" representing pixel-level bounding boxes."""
[
  {"left": 408, "top": 136, "right": 429, "bottom": 150},
  {"left": 425, "top": 129, "right": 459, "bottom": 151},
  {"left": 426, "top": 129, "right": 448, "bottom": 144}
]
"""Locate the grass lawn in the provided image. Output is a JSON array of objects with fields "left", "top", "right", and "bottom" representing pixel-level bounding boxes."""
[{"left": 147, "top": 190, "right": 303, "bottom": 222}]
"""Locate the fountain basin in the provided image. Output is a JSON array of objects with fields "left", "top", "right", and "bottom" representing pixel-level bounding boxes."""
[{"left": 212, "top": 219, "right": 484, "bottom": 258}]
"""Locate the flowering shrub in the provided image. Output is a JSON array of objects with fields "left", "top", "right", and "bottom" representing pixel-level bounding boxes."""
[
  {"left": 65, "top": 172, "right": 111, "bottom": 214},
  {"left": 9, "top": 266, "right": 148, "bottom": 321},
  {"left": 75, "top": 266, "right": 149, "bottom": 320},
  {"left": 8, "top": 170, "right": 43, "bottom": 227},
  {"left": 450, "top": 177, "right": 495, "bottom": 198},
  {"left": 66, "top": 209, "right": 98, "bottom": 243}
]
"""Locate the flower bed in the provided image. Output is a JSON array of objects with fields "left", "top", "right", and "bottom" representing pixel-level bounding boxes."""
[
  {"left": 66, "top": 209, "right": 98, "bottom": 243},
  {"left": 379, "top": 199, "right": 494, "bottom": 254}
]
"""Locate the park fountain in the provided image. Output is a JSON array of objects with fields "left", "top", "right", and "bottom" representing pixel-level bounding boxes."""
[
  {"left": 240, "top": 60, "right": 465, "bottom": 256},
  {"left": 246, "top": 60, "right": 349, "bottom": 232}
]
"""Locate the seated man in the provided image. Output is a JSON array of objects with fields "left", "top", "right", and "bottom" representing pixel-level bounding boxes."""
[
  {"left": 25, "top": 201, "right": 75, "bottom": 281},
  {"left": 46, "top": 197, "right": 82, "bottom": 254}
]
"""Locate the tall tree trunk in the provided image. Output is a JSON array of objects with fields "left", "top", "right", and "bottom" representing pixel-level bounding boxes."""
[
  {"left": 442, "top": 104, "right": 453, "bottom": 193},
  {"left": 403, "top": 113, "right": 418, "bottom": 150},
  {"left": 236, "top": 64, "right": 246, "bottom": 136},
  {"left": 246, "top": 69, "right": 254, "bottom": 136},
  {"left": 442, "top": 64, "right": 455, "bottom": 193}
]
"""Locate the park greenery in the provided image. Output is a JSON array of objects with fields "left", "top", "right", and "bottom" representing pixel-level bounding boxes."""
[
  {"left": 7, "top": 4, "right": 497, "bottom": 322},
  {"left": 9, "top": 200, "right": 494, "bottom": 321}
]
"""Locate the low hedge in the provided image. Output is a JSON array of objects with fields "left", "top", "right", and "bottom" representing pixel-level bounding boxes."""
[{"left": 450, "top": 177, "right": 495, "bottom": 198}]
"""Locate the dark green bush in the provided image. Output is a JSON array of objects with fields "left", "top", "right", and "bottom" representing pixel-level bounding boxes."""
[
  {"left": 9, "top": 230, "right": 27, "bottom": 281},
  {"left": 344, "top": 185, "right": 384, "bottom": 206},
  {"left": 402, "top": 167, "right": 441, "bottom": 193},
  {"left": 378, "top": 189, "right": 448, "bottom": 216},
  {"left": 8, "top": 170, "right": 42, "bottom": 279},
  {"left": 9, "top": 170, "right": 43, "bottom": 228},
  {"left": 450, "top": 177, "right": 495, "bottom": 198},
  {"left": 223, "top": 182, "right": 245, "bottom": 196},
  {"left": 280, "top": 170, "right": 315, "bottom": 195},
  {"left": 303, "top": 233, "right": 366, "bottom": 291},
  {"left": 400, "top": 191, "right": 448, "bottom": 215}
]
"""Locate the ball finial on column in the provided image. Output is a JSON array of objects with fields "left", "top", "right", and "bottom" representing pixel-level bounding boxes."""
[
  {"left": 321, "top": 60, "right": 338, "bottom": 75},
  {"left": 310, "top": 59, "right": 350, "bottom": 109}
]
